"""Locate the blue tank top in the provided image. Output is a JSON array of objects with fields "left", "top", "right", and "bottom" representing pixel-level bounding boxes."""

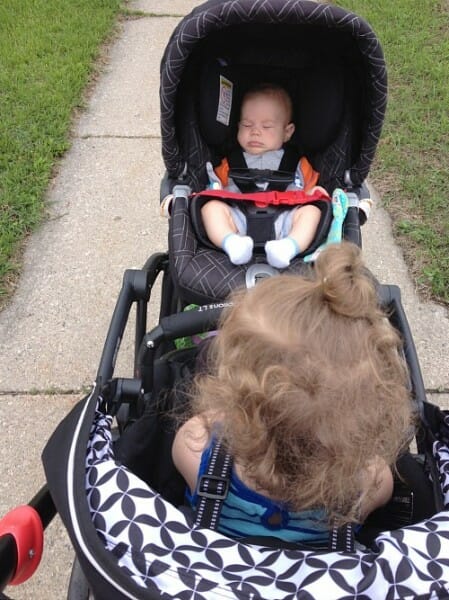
[{"left": 187, "top": 442, "right": 329, "bottom": 544}]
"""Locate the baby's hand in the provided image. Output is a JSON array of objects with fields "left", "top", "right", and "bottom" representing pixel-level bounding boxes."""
[
  {"left": 309, "top": 185, "right": 329, "bottom": 197},
  {"left": 206, "top": 161, "right": 223, "bottom": 190}
]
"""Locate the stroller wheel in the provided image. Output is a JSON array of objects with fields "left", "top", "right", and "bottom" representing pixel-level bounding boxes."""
[{"left": 67, "top": 557, "right": 94, "bottom": 600}]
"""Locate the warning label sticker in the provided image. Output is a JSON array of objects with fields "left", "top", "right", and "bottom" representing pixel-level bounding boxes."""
[{"left": 216, "top": 76, "right": 233, "bottom": 126}]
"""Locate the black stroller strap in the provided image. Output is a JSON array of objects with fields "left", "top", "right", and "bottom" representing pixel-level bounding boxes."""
[
  {"left": 194, "top": 440, "right": 233, "bottom": 530},
  {"left": 225, "top": 146, "right": 300, "bottom": 248},
  {"left": 227, "top": 148, "right": 247, "bottom": 171},
  {"left": 227, "top": 146, "right": 299, "bottom": 193},
  {"left": 329, "top": 522, "right": 356, "bottom": 553},
  {"left": 194, "top": 440, "right": 356, "bottom": 552},
  {"left": 245, "top": 205, "right": 278, "bottom": 249},
  {"left": 279, "top": 145, "right": 302, "bottom": 173},
  {"left": 228, "top": 145, "right": 299, "bottom": 173}
]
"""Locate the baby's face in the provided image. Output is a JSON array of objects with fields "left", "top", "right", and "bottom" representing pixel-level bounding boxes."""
[{"left": 237, "top": 94, "right": 294, "bottom": 155}]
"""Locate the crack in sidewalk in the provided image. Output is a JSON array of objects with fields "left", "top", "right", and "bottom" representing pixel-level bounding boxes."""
[
  {"left": 79, "top": 134, "right": 160, "bottom": 140},
  {"left": 0, "top": 388, "right": 90, "bottom": 397},
  {"left": 1, "top": 387, "right": 448, "bottom": 397}
]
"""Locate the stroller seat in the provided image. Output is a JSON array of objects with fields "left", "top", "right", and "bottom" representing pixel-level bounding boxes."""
[
  {"left": 40, "top": 288, "right": 448, "bottom": 600},
  {"left": 162, "top": 18, "right": 383, "bottom": 304}
]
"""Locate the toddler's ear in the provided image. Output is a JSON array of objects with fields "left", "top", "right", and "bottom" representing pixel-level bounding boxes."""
[{"left": 284, "top": 122, "right": 295, "bottom": 141}]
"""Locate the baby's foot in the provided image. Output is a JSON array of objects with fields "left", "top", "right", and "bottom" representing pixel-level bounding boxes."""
[
  {"left": 265, "top": 237, "right": 300, "bottom": 269},
  {"left": 222, "top": 234, "right": 254, "bottom": 265}
]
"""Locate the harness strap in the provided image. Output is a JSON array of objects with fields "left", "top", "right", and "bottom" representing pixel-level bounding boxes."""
[
  {"left": 194, "top": 440, "right": 356, "bottom": 552},
  {"left": 227, "top": 146, "right": 301, "bottom": 175},
  {"left": 227, "top": 147, "right": 247, "bottom": 170},
  {"left": 194, "top": 187, "right": 330, "bottom": 208},
  {"left": 227, "top": 146, "right": 301, "bottom": 193},
  {"left": 279, "top": 145, "right": 303, "bottom": 173},
  {"left": 329, "top": 522, "right": 356, "bottom": 553},
  {"left": 214, "top": 151, "right": 319, "bottom": 191},
  {"left": 194, "top": 440, "right": 233, "bottom": 530}
]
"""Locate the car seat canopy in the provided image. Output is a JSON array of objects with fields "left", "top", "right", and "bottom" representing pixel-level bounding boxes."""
[{"left": 160, "top": 0, "right": 387, "bottom": 192}]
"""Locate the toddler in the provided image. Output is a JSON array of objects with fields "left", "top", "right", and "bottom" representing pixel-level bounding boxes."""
[{"left": 173, "top": 243, "right": 414, "bottom": 542}]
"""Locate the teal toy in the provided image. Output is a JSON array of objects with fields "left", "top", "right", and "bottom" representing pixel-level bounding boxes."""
[{"left": 303, "top": 188, "right": 349, "bottom": 263}]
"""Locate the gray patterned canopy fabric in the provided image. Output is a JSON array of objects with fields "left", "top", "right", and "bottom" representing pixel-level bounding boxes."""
[{"left": 160, "top": 0, "right": 387, "bottom": 191}]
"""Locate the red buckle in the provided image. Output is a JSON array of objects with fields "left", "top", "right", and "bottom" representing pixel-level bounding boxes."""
[
  {"left": 269, "top": 191, "right": 287, "bottom": 205},
  {"left": 255, "top": 191, "right": 311, "bottom": 206}
]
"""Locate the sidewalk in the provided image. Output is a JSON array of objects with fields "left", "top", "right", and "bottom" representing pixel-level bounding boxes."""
[{"left": 1, "top": 1, "right": 448, "bottom": 597}]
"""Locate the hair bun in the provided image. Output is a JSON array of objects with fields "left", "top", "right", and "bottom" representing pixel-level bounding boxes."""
[{"left": 315, "top": 243, "right": 377, "bottom": 318}]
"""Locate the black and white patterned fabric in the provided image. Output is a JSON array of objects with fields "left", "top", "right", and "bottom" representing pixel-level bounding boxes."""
[
  {"left": 160, "top": 0, "right": 387, "bottom": 191},
  {"left": 433, "top": 414, "right": 449, "bottom": 507},
  {"left": 86, "top": 400, "right": 449, "bottom": 599}
]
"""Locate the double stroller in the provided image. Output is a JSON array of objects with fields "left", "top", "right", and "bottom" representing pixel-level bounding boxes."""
[{"left": 2, "top": 1, "right": 449, "bottom": 598}]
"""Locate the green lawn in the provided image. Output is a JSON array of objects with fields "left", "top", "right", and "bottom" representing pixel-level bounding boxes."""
[
  {"left": 336, "top": 0, "right": 449, "bottom": 304},
  {"left": 0, "top": 0, "right": 121, "bottom": 301}
]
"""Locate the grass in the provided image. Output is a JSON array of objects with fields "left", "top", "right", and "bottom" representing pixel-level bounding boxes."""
[
  {"left": 334, "top": 0, "right": 449, "bottom": 304},
  {"left": 0, "top": 0, "right": 122, "bottom": 302}
]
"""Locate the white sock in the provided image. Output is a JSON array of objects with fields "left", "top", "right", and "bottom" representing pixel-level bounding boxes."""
[
  {"left": 222, "top": 234, "right": 254, "bottom": 265},
  {"left": 265, "top": 237, "right": 300, "bottom": 269}
]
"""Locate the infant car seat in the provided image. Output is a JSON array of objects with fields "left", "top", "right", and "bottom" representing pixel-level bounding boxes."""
[{"left": 160, "top": 1, "right": 387, "bottom": 304}]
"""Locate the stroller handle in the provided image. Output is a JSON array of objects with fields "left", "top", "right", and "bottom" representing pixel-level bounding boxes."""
[
  {"left": 96, "top": 260, "right": 427, "bottom": 416},
  {"left": 0, "top": 486, "right": 55, "bottom": 592},
  {"left": 145, "top": 302, "right": 230, "bottom": 346}
]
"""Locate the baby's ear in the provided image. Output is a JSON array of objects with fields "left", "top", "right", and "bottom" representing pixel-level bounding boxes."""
[{"left": 284, "top": 122, "right": 295, "bottom": 141}]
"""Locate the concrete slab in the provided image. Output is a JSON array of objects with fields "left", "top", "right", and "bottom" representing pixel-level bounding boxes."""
[
  {"left": 78, "top": 17, "right": 181, "bottom": 138},
  {"left": 0, "top": 395, "right": 79, "bottom": 513},
  {"left": 430, "top": 393, "right": 449, "bottom": 411},
  {"left": 0, "top": 15, "right": 182, "bottom": 392},
  {"left": 0, "top": 395, "right": 79, "bottom": 600},
  {"left": 0, "top": 137, "right": 167, "bottom": 392},
  {"left": 363, "top": 187, "right": 449, "bottom": 391}
]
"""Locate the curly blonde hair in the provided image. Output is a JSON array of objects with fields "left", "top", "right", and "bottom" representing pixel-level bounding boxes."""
[{"left": 191, "top": 242, "right": 414, "bottom": 525}]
